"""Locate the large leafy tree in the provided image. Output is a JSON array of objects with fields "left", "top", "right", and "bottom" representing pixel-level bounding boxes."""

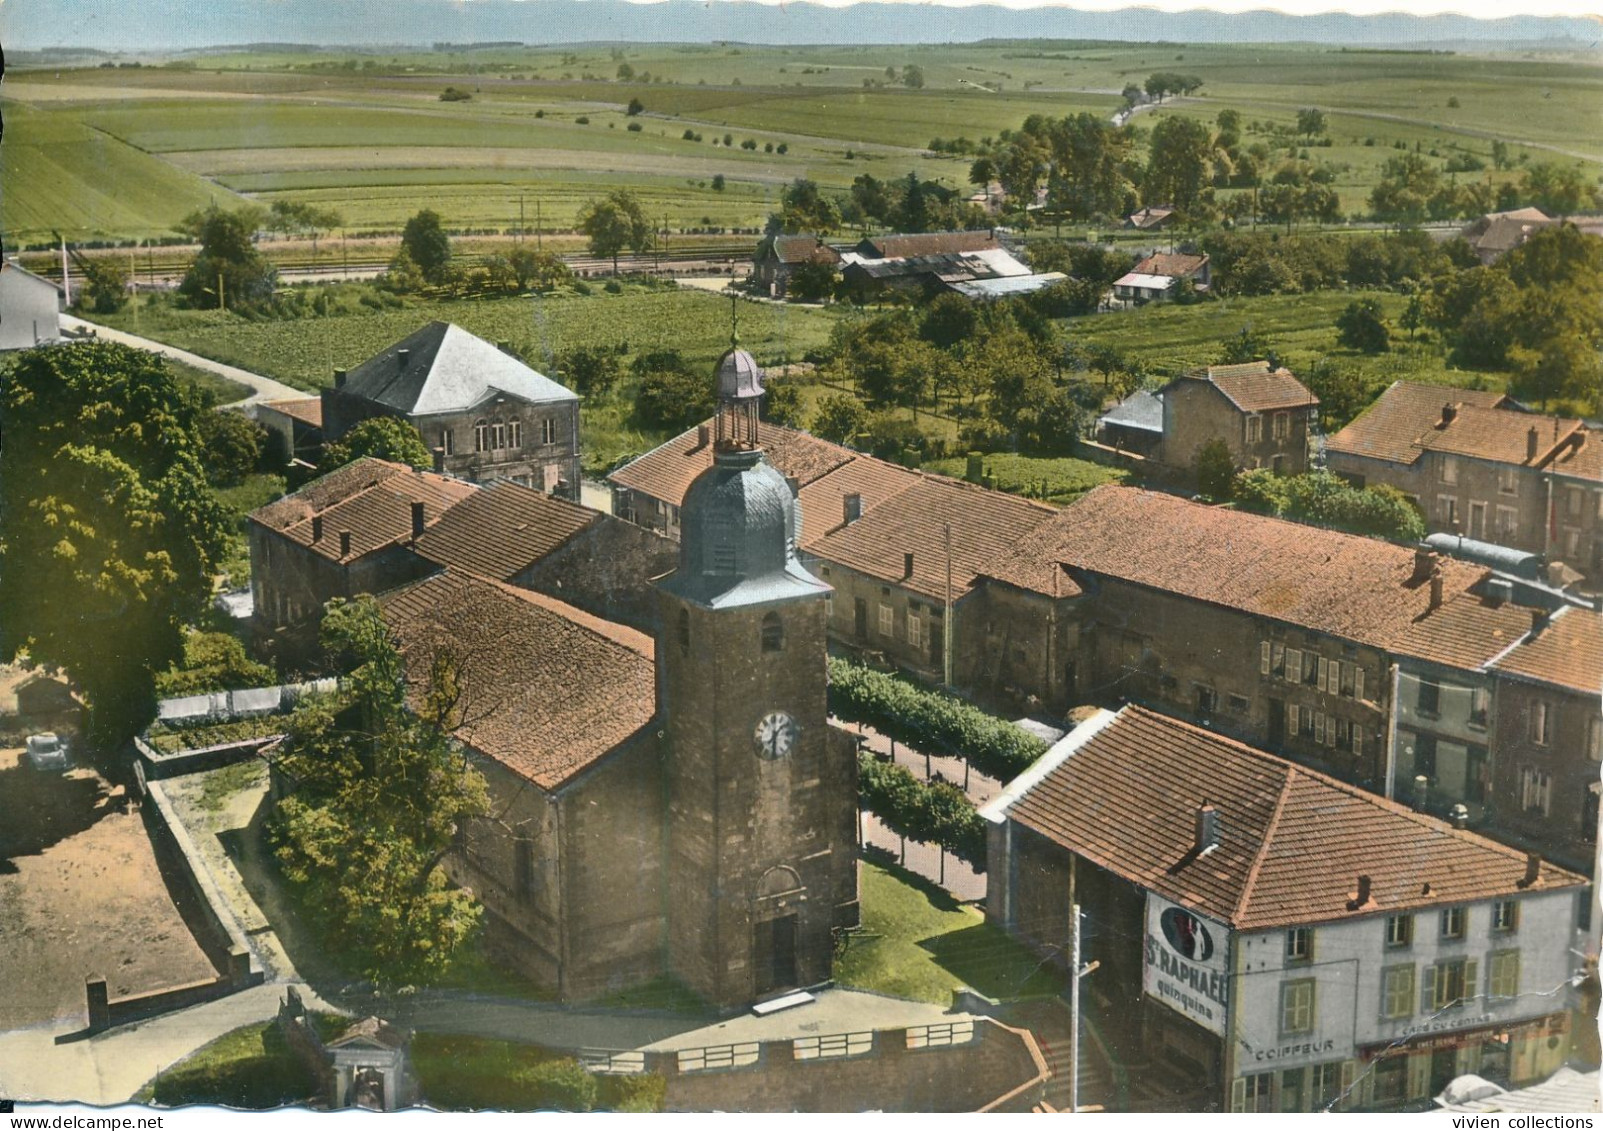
[
  {"left": 322, "top": 416, "right": 433, "bottom": 470},
  {"left": 772, "top": 178, "right": 842, "bottom": 236},
  {"left": 632, "top": 349, "right": 716, "bottom": 430},
  {"left": 271, "top": 597, "right": 489, "bottom": 986},
  {"left": 577, "top": 190, "right": 654, "bottom": 274},
  {"left": 0, "top": 342, "right": 231, "bottom": 746},
  {"left": 401, "top": 209, "right": 453, "bottom": 284},
  {"left": 1143, "top": 115, "right": 1216, "bottom": 214},
  {"left": 177, "top": 205, "right": 278, "bottom": 310}
]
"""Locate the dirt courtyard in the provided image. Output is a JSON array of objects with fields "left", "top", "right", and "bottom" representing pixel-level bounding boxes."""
[{"left": 0, "top": 745, "right": 214, "bottom": 1031}]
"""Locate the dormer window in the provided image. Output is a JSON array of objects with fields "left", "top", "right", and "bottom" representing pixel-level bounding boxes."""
[{"left": 711, "top": 542, "right": 738, "bottom": 574}]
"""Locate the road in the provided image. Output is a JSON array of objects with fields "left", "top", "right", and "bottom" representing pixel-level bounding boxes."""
[{"left": 60, "top": 315, "right": 304, "bottom": 406}]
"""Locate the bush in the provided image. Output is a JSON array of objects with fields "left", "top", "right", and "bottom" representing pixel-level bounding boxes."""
[
  {"left": 1195, "top": 438, "right": 1235, "bottom": 500},
  {"left": 1336, "top": 298, "right": 1391, "bottom": 354},
  {"left": 575, "top": 115, "right": 590, "bottom": 125},
  {"left": 827, "top": 657, "right": 1048, "bottom": 782},
  {"left": 439, "top": 87, "right": 472, "bottom": 102},
  {"left": 626, "top": 122, "right": 643, "bottom": 132},
  {"left": 156, "top": 629, "right": 275, "bottom": 697}
]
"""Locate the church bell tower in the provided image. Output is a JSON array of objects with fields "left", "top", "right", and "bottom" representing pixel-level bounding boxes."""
[{"left": 656, "top": 338, "right": 860, "bottom": 1010}]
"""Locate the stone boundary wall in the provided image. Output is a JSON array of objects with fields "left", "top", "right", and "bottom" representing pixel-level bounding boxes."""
[
  {"left": 156, "top": 678, "right": 338, "bottom": 727},
  {"left": 637, "top": 1017, "right": 1049, "bottom": 1113},
  {"left": 135, "top": 734, "right": 280, "bottom": 780}
]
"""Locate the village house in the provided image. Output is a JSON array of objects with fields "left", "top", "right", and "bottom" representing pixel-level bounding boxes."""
[
  {"left": 0, "top": 259, "right": 63, "bottom": 350},
  {"left": 982, "top": 705, "right": 1590, "bottom": 1113},
  {"left": 248, "top": 458, "right": 477, "bottom": 649},
  {"left": 610, "top": 412, "right": 1059, "bottom": 680},
  {"left": 376, "top": 391, "right": 860, "bottom": 1007},
  {"left": 960, "top": 485, "right": 1488, "bottom": 792},
  {"left": 751, "top": 233, "right": 842, "bottom": 297},
  {"left": 1124, "top": 205, "right": 1175, "bottom": 232},
  {"left": 1460, "top": 208, "right": 1555, "bottom": 266},
  {"left": 1155, "top": 361, "right": 1318, "bottom": 477},
  {"left": 1327, "top": 381, "right": 1601, "bottom": 577},
  {"left": 320, "top": 321, "right": 581, "bottom": 498},
  {"left": 253, "top": 397, "right": 324, "bottom": 466},
  {"left": 1111, "top": 251, "right": 1210, "bottom": 305},
  {"left": 1094, "top": 389, "right": 1165, "bottom": 458}
]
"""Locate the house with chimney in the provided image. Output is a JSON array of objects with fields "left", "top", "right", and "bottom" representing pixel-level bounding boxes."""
[
  {"left": 981, "top": 705, "right": 1589, "bottom": 1113},
  {"left": 1111, "top": 251, "right": 1210, "bottom": 304},
  {"left": 1155, "top": 361, "right": 1318, "bottom": 478},
  {"left": 320, "top": 322, "right": 581, "bottom": 498},
  {"left": 751, "top": 233, "right": 842, "bottom": 298},
  {"left": 1460, "top": 208, "right": 1555, "bottom": 266},
  {"left": 1327, "top": 381, "right": 1600, "bottom": 577},
  {"left": 959, "top": 486, "right": 1489, "bottom": 792}
]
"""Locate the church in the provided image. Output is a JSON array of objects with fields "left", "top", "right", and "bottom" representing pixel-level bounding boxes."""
[{"left": 377, "top": 343, "right": 861, "bottom": 1009}]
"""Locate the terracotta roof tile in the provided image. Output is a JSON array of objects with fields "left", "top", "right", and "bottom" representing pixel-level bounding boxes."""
[
  {"left": 1390, "top": 591, "right": 1534, "bottom": 671},
  {"left": 1491, "top": 605, "right": 1603, "bottom": 695},
  {"left": 1416, "top": 404, "right": 1585, "bottom": 467},
  {"left": 1002, "top": 706, "right": 1586, "bottom": 930},
  {"left": 249, "top": 457, "right": 477, "bottom": 563},
  {"left": 379, "top": 570, "right": 656, "bottom": 791},
  {"left": 795, "top": 455, "right": 923, "bottom": 546},
  {"left": 412, "top": 480, "right": 598, "bottom": 581},
  {"left": 608, "top": 420, "right": 856, "bottom": 508},
  {"left": 1327, "top": 381, "right": 1511, "bottom": 465},
  {"left": 803, "top": 475, "right": 1058, "bottom": 601},
  {"left": 1179, "top": 363, "right": 1318, "bottom": 413},
  {"left": 863, "top": 231, "right": 1000, "bottom": 258},
  {"left": 1546, "top": 431, "right": 1603, "bottom": 485},
  {"left": 1132, "top": 252, "right": 1208, "bottom": 279},
  {"left": 980, "top": 486, "right": 1486, "bottom": 648},
  {"left": 259, "top": 398, "right": 324, "bottom": 428}
]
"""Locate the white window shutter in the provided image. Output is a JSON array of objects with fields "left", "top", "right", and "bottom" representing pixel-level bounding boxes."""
[
  {"left": 1464, "top": 959, "right": 1479, "bottom": 1001},
  {"left": 1289, "top": 704, "right": 1301, "bottom": 734},
  {"left": 1230, "top": 1078, "right": 1247, "bottom": 1114},
  {"left": 1261, "top": 640, "right": 1272, "bottom": 675},
  {"left": 1315, "top": 713, "right": 1326, "bottom": 744},
  {"left": 1421, "top": 963, "right": 1438, "bottom": 1014},
  {"left": 1354, "top": 666, "right": 1365, "bottom": 702},
  {"left": 1318, "top": 657, "right": 1330, "bottom": 691},
  {"left": 1326, "top": 716, "right": 1338, "bottom": 747}
]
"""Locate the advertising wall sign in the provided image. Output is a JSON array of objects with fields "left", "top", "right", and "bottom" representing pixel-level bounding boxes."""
[{"left": 1143, "top": 894, "right": 1231, "bottom": 1036}]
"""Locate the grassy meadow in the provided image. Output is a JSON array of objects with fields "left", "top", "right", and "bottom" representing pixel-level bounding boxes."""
[{"left": 5, "top": 41, "right": 1600, "bottom": 246}]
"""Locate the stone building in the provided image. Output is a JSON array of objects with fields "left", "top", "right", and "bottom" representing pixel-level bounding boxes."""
[
  {"left": 982, "top": 705, "right": 1590, "bottom": 1113},
  {"left": 960, "top": 485, "right": 1487, "bottom": 791},
  {"left": 751, "top": 234, "right": 841, "bottom": 297},
  {"left": 320, "top": 322, "right": 580, "bottom": 498},
  {"left": 376, "top": 377, "right": 859, "bottom": 1009},
  {"left": 254, "top": 398, "right": 324, "bottom": 466},
  {"left": 1111, "top": 252, "right": 1210, "bottom": 304},
  {"left": 248, "top": 458, "right": 476, "bottom": 649},
  {"left": 1327, "top": 381, "right": 1603, "bottom": 578},
  {"left": 1156, "top": 361, "right": 1318, "bottom": 477}
]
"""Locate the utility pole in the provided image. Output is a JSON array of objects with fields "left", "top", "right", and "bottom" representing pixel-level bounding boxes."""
[
  {"left": 943, "top": 523, "right": 954, "bottom": 688},
  {"left": 536, "top": 200, "right": 543, "bottom": 251},
  {"left": 218, "top": 270, "right": 225, "bottom": 312},
  {"left": 341, "top": 230, "right": 349, "bottom": 280},
  {"left": 1068, "top": 903, "right": 1101, "bottom": 1115},
  {"left": 519, "top": 194, "right": 525, "bottom": 245}
]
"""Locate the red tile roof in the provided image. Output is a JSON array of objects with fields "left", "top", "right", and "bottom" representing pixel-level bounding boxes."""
[
  {"left": 1390, "top": 590, "right": 1534, "bottom": 672},
  {"left": 249, "top": 457, "right": 477, "bottom": 563},
  {"left": 379, "top": 570, "right": 656, "bottom": 791},
  {"left": 999, "top": 705, "right": 1585, "bottom": 930},
  {"left": 1415, "top": 404, "right": 1585, "bottom": 467},
  {"left": 1546, "top": 431, "right": 1603, "bottom": 485},
  {"left": 862, "top": 231, "right": 1000, "bottom": 259},
  {"left": 608, "top": 420, "right": 857, "bottom": 509},
  {"left": 795, "top": 454, "right": 923, "bottom": 546},
  {"left": 259, "top": 398, "right": 324, "bottom": 428},
  {"left": 1491, "top": 605, "right": 1603, "bottom": 696},
  {"left": 981, "top": 486, "right": 1487, "bottom": 649},
  {"left": 1178, "top": 362, "right": 1318, "bottom": 413},
  {"left": 1132, "top": 252, "right": 1207, "bottom": 279},
  {"left": 804, "top": 475, "right": 1058, "bottom": 601},
  {"left": 411, "top": 480, "right": 598, "bottom": 581},
  {"left": 765, "top": 235, "right": 841, "bottom": 266},
  {"left": 1326, "top": 381, "right": 1512, "bottom": 465}
]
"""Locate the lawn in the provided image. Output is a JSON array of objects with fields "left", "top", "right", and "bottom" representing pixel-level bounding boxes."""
[
  {"left": 138, "top": 1013, "right": 345, "bottom": 1108},
  {"left": 835, "top": 859, "right": 1064, "bottom": 1005},
  {"left": 411, "top": 1033, "right": 664, "bottom": 1112},
  {"left": 926, "top": 452, "right": 1129, "bottom": 506}
]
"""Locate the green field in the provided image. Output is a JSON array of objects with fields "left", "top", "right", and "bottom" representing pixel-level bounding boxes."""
[{"left": 5, "top": 41, "right": 1600, "bottom": 246}]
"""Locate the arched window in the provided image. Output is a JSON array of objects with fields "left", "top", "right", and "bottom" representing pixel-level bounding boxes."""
[
  {"left": 473, "top": 420, "right": 489, "bottom": 452},
  {"left": 761, "top": 612, "right": 783, "bottom": 653},
  {"left": 678, "top": 608, "right": 691, "bottom": 656}
]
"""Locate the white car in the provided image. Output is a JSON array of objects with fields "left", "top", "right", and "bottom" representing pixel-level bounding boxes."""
[{"left": 25, "top": 732, "right": 69, "bottom": 771}]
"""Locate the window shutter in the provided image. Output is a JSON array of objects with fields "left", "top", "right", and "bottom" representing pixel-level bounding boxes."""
[
  {"left": 1464, "top": 959, "right": 1479, "bottom": 1001},
  {"left": 1407, "top": 1053, "right": 1432, "bottom": 1099},
  {"left": 1230, "top": 1078, "right": 1247, "bottom": 1114},
  {"left": 1339, "top": 1062, "right": 1357, "bottom": 1111},
  {"left": 1318, "top": 657, "right": 1330, "bottom": 691},
  {"left": 1421, "top": 963, "right": 1438, "bottom": 1014},
  {"left": 1354, "top": 666, "right": 1365, "bottom": 702},
  {"left": 1289, "top": 704, "right": 1301, "bottom": 734},
  {"left": 1353, "top": 728, "right": 1363, "bottom": 757},
  {"left": 1326, "top": 716, "right": 1338, "bottom": 747},
  {"left": 1286, "top": 648, "right": 1302, "bottom": 682},
  {"left": 1261, "top": 640, "right": 1272, "bottom": 675}
]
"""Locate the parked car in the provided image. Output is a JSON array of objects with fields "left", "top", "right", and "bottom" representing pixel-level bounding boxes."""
[{"left": 25, "top": 732, "right": 68, "bottom": 771}]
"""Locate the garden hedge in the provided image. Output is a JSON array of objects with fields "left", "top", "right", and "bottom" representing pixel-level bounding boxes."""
[{"left": 858, "top": 750, "right": 988, "bottom": 869}]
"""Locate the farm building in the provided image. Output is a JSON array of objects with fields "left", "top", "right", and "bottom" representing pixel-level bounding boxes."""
[
  {"left": 0, "top": 259, "right": 63, "bottom": 351},
  {"left": 1111, "top": 252, "right": 1210, "bottom": 304}
]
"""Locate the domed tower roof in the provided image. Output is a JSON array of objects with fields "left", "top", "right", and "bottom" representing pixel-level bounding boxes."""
[
  {"left": 715, "top": 346, "right": 765, "bottom": 402},
  {"left": 660, "top": 447, "right": 829, "bottom": 609}
]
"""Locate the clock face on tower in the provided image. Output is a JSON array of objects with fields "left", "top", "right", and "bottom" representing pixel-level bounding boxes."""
[{"left": 754, "top": 711, "right": 800, "bottom": 760}]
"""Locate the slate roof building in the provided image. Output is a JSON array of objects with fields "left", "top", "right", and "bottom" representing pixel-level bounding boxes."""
[
  {"left": 321, "top": 322, "right": 580, "bottom": 498},
  {"left": 982, "top": 705, "right": 1589, "bottom": 1112}
]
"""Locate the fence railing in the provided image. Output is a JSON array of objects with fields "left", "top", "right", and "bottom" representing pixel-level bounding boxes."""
[
  {"left": 793, "top": 1030, "right": 874, "bottom": 1061},
  {"left": 907, "top": 1019, "right": 976, "bottom": 1049},
  {"left": 677, "top": 1042, "right": 761, "bottom": 1073}
]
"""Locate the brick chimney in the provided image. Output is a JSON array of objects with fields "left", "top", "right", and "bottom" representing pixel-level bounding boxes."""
[
  {"left": 1412, "top": 547, "right": 1438, "bottom": 584},
  {"left": 333, "top": 368, "right": 347, "bottom": 389},
  {"left": 697, "top": 424, "right": 710, "bottom": 450},
  {"left": 411, "top": 501, "right": 425, "bottom": 538},
  {"left": 1346, "top": 874, "right": 1372, "bottom": 911},
  {"left": 1412, "top": 774, "right": 1429, "bottom": 812},
  {"left": 843, "top": 493, "right": 863, "bottom": 524},
  {"left": 1429, "top": 570, "right": 1444, "bottom": 611},
  {"left": 311, "top": 515, "right": 323, "bottom": 542},
  {"left": 1517, "top": 851, "right": 1542, "bottom": 889},
  {"left": 1527, "top": 426, "right": 1540, "bottom": 462},
  {"left": 339, "top": 530, "right": 352, "bottom": 558},
  {"left": 397, "top": 348, "right": 410, "bottom": 371},
  {"left": 432, "top": 446, "right": 446, "bottom": 474},
  {"left": 1194, "top": 803, "right": 1219, "bottom": 854},
  {"left": 1439, "top": 402, "right": 1457, "bottom": 428},
  {"left": 1531, "top": 607, "right": 1548, "bottom": 635}
]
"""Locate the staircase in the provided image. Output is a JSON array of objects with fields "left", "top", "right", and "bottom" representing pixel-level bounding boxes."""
[{"left": 1002, "top": 1000, "right": 1118, "bottom": 1113}]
